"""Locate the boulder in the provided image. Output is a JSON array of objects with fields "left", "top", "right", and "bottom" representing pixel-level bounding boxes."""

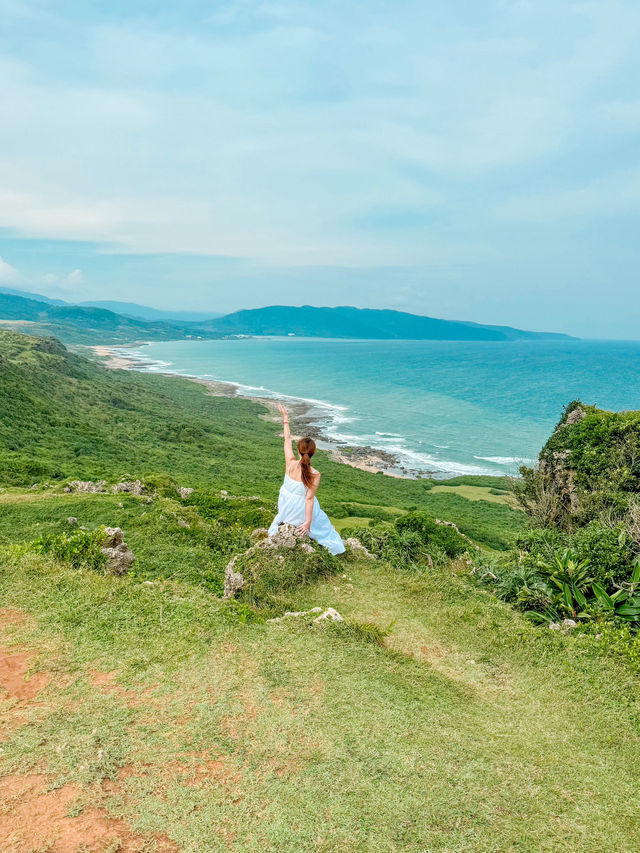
[
  {"left": 258, "top": 523, "right": 299, "bottom": 550},
  {"left": 222, "top": 523, "right": 318, "bottom": 599},
  {"left": 114, "top": 479, "right": 144, "bottom": 496},
  {"left": 100, "top": 527, "right": 135, "bottom": 575},
  {"left": 223, "top": 556, "right": 246, "bottom": 599}
]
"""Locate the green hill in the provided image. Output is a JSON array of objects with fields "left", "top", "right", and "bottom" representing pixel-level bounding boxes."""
[
  {"left": 1, "top": 330, "right": 638, "bottom": 853},
  {"left": 0, "top": 291, "right": 221, "bottom": 344},
  {"left": 206, "top": 305, "right": 576, "bottom": 341}
]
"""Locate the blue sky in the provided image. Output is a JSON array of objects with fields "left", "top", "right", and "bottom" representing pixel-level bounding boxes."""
[{"left": 0, "top": 0, "right": 639, "bottom": 338}]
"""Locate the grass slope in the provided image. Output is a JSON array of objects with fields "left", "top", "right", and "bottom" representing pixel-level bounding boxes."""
[
  {"left": 0, "top": 331, "right": 522, "bottom": 550},
  {"left": 1, "top": 329, "right": 638, "bottom": 851},
  {"left": 1, "top": 546, "right": 638, "bottom": 851}
]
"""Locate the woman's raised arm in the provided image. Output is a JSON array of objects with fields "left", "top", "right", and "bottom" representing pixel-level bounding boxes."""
[{"left": 277, "top": 403, "right": 295, "bottom": 466}]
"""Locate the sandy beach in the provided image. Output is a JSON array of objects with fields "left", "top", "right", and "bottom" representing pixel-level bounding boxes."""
[{"left": 87, "top": 344, "right": 420, "bottom": 478}]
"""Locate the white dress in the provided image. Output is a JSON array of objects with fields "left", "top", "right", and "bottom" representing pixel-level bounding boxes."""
[{"left": 268, "top": 473, "right": 346, "bottom": 555}]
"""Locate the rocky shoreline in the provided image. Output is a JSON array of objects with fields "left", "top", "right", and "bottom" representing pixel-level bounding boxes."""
[{"left": 87, "top": 344, "right": 431, "bottom": 479}]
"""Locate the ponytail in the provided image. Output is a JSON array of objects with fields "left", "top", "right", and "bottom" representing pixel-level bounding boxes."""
[{"left": 297, "top": 437, "right": 316, "bottom": 488}]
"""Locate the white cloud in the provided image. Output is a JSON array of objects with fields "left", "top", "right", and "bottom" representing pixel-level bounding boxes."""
[
  {"left": 0, "top": 255, "right": 20, "bottom": 282},
  {"left": 0, "top": 1, "right": 638, "bottom": 267}
]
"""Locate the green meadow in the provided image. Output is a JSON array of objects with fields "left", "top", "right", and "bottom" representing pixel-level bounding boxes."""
[{"left": 1, "top": 330, "right": 639, "bottom": 852}]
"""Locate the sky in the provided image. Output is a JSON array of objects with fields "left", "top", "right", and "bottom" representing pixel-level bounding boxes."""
[{"left": 0, "top": 0, "right": 639, "bottom": 338}]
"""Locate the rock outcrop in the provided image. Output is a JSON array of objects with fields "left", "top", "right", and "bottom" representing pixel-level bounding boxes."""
[
  {"left": 223, "top": 523, "right": 319, "bottom": 599},
  {"left": 100, "top": 527, "right": 135, "bottom": 575},
  {"left": 267, "top": 607, "right": 344, "bottom": 624},
  {"left": 114, "top": 479, "right": 145, "bottom": 496},
  {"left": 345, "top": 537, "right": 376, "bottom": 559},
  {"left": 64, "top": 480, "right": 108, "bottom": 494}
]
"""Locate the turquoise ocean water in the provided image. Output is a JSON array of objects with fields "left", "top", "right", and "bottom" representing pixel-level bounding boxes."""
[{"left": 118, "top": 337, "right": 640, "bottom": 478}]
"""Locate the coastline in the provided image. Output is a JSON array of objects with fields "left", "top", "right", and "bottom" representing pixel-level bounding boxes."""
[{"left": 87, "top": 343, "right": 423, "bottom": 479}]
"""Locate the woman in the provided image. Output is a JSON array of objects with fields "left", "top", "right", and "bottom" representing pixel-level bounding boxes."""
[{"left": 268, "top": 403, "right": 345, "bottom": 555}]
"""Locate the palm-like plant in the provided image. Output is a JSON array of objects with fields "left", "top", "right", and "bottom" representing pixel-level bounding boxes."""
[
  {"left": 592, "top": 559, "right": 640, "bottom": 622},
  {"left": 540, "top": 549, "right": 593, "bottom": 619}
]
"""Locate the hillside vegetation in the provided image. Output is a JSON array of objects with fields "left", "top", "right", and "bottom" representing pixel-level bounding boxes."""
[
  {"left": 203, "top": 304, "right": 574, "bottom": 340},
  {"left": 0, "top": 292, "right": 222, "bottom": 344},
  {"left": 0, "top": 290, "right": 574, "bottom": 343},
  {"left": 1, "top": 331, "right": 639, "bottom": 852}
]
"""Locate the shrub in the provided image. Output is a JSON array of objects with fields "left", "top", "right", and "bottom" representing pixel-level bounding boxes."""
[
  {"left": 30, "top": 527, "right": 107, "bottom": 571},
  {"left": 394, "top": 511, "right": 468, "bottom": 557},
  {"left": 235, "top": 543, "right": 339, "bottom": 607}
]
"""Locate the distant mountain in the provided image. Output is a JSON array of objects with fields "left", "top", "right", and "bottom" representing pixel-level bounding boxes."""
[
  {"left": 206, "top": 305, "right": 576, "bottom": 341},
  {"left": 0, "top": 292, "right": 220, "bottom": 344},
  {"left": 0, "top": 285, "right": 68, "bottom": 306},
  {"left": 0, "top": 292, "right": 576, "bottom": 344},
  {"left": 78, "top": 300, "right": 222, "bottom": 323}
]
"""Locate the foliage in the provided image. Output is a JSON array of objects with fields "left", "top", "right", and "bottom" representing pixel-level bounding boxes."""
[
  {"left": 30, "top": 527, "right": 107, "bottom": 571},
  {"left": 234, "top": 541, "right": 340, "bottom": 609},
  {"left": 395, "top": 511, "right": 469, "bottom": 557},
  {"left": 587, "top": 621, "right": 640, "bottom": 673},
  {"left": 345, "top": 511, "right": 469, "bottom": 569}
]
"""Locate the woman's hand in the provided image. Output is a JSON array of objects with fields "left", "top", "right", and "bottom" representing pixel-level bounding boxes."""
[
  {"left": 296, "top": 522, "right": 311, "bottom": 537},
  {"left": 277, "top": 403, "right": 288, "bottom": 420}
]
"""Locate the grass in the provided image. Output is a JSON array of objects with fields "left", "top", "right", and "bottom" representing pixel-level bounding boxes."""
[
  {"left": 429, "top": 483, "right": 517, "bottom": 506},
  {"left": 2, "top": 330, "right": 637, "bottom": 851},
  {"left": 2, "top": 547, "right": 639, "bottom": 851}
]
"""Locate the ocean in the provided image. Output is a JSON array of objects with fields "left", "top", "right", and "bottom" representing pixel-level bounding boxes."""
[{"left": 115, "top": 337, "right": 640, "bottom": 478}]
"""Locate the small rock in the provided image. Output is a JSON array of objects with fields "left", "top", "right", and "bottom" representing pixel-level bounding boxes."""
[
  {"left": 300, "top": 542, "right": 315, "bottom": 554},
  {"left": 564, "top": 406, "right": 586, "bottom": 426},
  {"left": 548, "top": 622, "right": 561, "bottom": 631},
  {"left": 67, "top": 517, "right": 78, "bottom": 526},
  {"left": 118, "top": 502, "right": 123, "bottom": 508},
  {"left": 102, "top": 526, "right": 124, "bottom": 547},
  {"left": 313, "top": 607, "right": 344, "bottom": 623},
  {"left": 345, "top": 537, "right": 376, "bottom": 559},
  {"left": 223, "top": 556, "right": 246, "bottom": 599},
  {"left": 66, "top": 480, "right": 108, "bottom": 494},
  {"left": 178, "top": 486, "right": 194, "bottom": 500},
  {"left": 177, "top": 518, "right": 191, "bottom": 529},
  {"left": 562, "top": 618, "right": 578, "bottom": 630},
  {"left": 251, "top": 527, "right": 269, "bottom": 540}
]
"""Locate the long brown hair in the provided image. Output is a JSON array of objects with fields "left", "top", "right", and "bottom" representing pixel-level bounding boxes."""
[{"left": 297, "top": 437, "right": 316, "bottom": 488}]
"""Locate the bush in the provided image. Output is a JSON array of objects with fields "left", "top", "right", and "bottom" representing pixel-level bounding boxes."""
[
  {"left": 572, "top": 521, "right": 637, "bottom": 587},
  {"left": 235, "top": 543, "right": 339, "bottom": 607},
  {"left": 394, "top": 512, "right": 468, "bottom": 557},
  {"left": 30, "top": 527, "right": 107, "bottom": 571}
]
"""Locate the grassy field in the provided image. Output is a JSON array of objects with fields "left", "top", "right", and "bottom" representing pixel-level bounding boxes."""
[
  {"left": 2, "top": 330, "right": 639, "bottom": 851},
  {"left": 2, "top": 536, "right": 640, "bottom": 851}
]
